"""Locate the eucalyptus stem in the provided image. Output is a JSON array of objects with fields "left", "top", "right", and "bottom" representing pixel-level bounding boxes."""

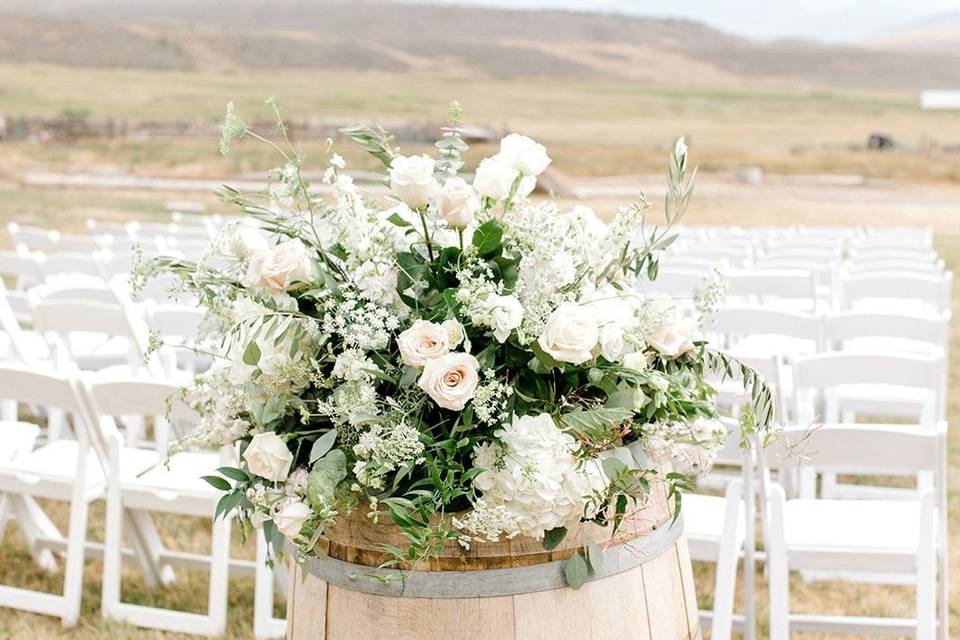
[{"left": 418, "top": 208, "right": 435, "bottom": 261}]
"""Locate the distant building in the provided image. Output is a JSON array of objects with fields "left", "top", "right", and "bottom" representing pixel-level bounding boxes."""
[{"left": 921, "top": 91, "right": 960, "bottom": 110}]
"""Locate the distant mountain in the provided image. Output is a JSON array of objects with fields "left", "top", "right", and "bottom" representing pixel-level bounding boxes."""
[
  {"left": 869, "top": 13, "right": 960, "bottom": 55},
  {"left": 2, "top": 0, "right": 960, "bottom": 89}
]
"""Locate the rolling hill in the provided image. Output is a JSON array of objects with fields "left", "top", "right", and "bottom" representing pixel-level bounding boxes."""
[{"left": 1, "top": 0, "right": 960, "bottom": 89}]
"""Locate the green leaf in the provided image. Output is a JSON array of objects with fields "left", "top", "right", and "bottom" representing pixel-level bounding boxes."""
[
  {"left": 601, "top": 456, "right": 627, "bottom": 480},
  {"left": 214, "top": 490, "right": 242, "bottom": 520},
  {"left": 605, "top": 390, "right": 636, "bottom": 411},
  {"left": 560, "top": 407, "right": 633, "bottom": 441},
  {"left": 586, "top": 542, "right": 604, "bottom": 574},
  {"left": 472, "top": 219, "right": 503, "bottom": 257},
  {"left": 543, "top": 526, "right": 567, "bottom": 551},
  {"left": 202, "top": 475, "right": 231, "bottom": 491},
  {"left": 216, "top": 466, "right": 250, "bottom": 483},
  {"left": 564, "top": 552, "right": 589, "bottom": 590},
  {"left": 310, "top": 429, "right": 338, "bottom": 463},
  {"left": 386, "top": 212, "right": 412, "bottom": 227},
  {"left": 399, "top": 365, "right": 419, "bottom": 388},
  {"left": 242, "top": 340, "right": 261, "bottom": 366}
]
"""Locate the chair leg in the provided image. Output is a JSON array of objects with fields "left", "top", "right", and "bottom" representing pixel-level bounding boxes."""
[
  {"left": 101, "top": 446, "right": 124, "bottom": 620},
  {"left": 61, "top": 489, "right": 91, "bottom": 627},
  {"left": 710, "top": 481, "right": 743, "bottom": 640},
  {"left": 766, "top": 485, "right": 789, "bottom": 640},
  {"left": 206, "top": 513, "right": 231, "bottom": 636},
  {"left": 126, "top": 510, "right": 175, "bottom": 587},
  {"left": 8, "top": 494, "right": 60, "bottom": 572},
  {"left": 917, "top": 531, "right": 936, "bottom": 640},
  {"left": 255, "top": 531, "right": 288, "bottom": 639}
]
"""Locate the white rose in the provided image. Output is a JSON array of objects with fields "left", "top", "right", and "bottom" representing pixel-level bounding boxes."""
[
  {"left": 498, "top": 133, "right": 551, "bottom": 176},
  {"left": 597, "top": 324, "right": 626, "bottom": 362},
  {"left": 647, "top": 317, "right": 696, "bottom": 359},
  {"left": 516, "top": 175, "right": 537, "bottom": 198},
  {"left": 435, "top": 177, "right": 479, "bottom": 228},
  {"left": 243, "top": 431, "right": 293, "bottom": 482},
  {"left": 538, "top": 302, "right": 599, "bottom": 365},
  {"left": 484, "top": 294, "right": 523, "bottom": 343},
  {"left": 417, "top": 352, "right": 480, "bottom": 411},
  {"left": 274, "top": 499, "right": 312, "bottom": 540},
  {"left": 397, "top": 319, "right": 450, "bottom": 367},
  {"left": 245, "top": 238, "right": 313, "bottom": 291},
  {"left": 473, "top": 156, "right": 517, "bottom": 201},
  {"left": 389, "top": 154, "right": 439, "bottom": 208}
]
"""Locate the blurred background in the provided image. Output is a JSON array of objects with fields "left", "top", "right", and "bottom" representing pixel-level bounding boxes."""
[{"left": 0, "top": 1, "right": 958, "bottom": 638}]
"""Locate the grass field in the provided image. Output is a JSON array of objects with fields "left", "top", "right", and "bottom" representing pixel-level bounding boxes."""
[
  {"left": 0, "top": 67, "right": 959, "bottom": 638},
  {"left": 3, "top": 65, "right": 960, "bottom": 183}
]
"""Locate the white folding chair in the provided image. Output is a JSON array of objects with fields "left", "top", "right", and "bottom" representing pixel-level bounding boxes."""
[
  {"left": 765, "top": 423, "right": 948, "bottom": 640},
  {"left": 0, "top": 248, "right": 43, "bottom": 291},
  {"left": 254, "top": 531, "right": 288, "bottom": 640},
  {"left": 792, "top": 352, "right": 943, "bottom": 501},
  {"left": 0, "top": 365, "right": 158, "bottom": 626},
  {"left": 639, "top": 268, "right": 715, "bottom": 298},
  {"left": 144, "top": 303, "right": 209, "bottom": 375},
  {"left": 84, "top": 374, "right": 232, "bottom": 637},
  {"left": 56, "top": 233, "right": 111, "bottom": 253},
  {"left": 36, "top": 251, "right": 108, "bottom": 285},
  {"left": 710, "top": 306, "right": 821, "bottom": 365}
]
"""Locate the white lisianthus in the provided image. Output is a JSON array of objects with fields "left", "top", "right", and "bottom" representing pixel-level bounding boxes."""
[
  {"left": 389, "top": 154, "right": 439, "bottom": 208},
  {"left": 472, "top": 413, "right": 607, "bottom": 539},
  {"left": 597, "top": 324, "right": 626, "bottom": 362},
  {"left": 441, "top": 319, "right": 467, "bottom": 350},
  {"left": 397, "top": 319, "right": 450, "bottom": 367},
  {"left": 498, "top": 133, "right": 552, "bottom": 176},
  {"left": 227, "top": 225, "right": 269, "bottom": 259},
  {"left": 243, "top": 431, "right": 293, "bottom": 482},
  {"left": 473, "top": 156, "right": 517, "bottom": 201},
  {"left": 484, "top": 294, "right": 523, "bottom": 343},
  {"left": 245, "top": 238, "right": 314, "bottom": 291},
  {"left": 538, "top": 302, "right": 599, "bottom": 365},
  {"left": 274, "top": 498, "right": 312, "bottom": 540},
  {"left": 417, "top": 352, "right": 480, "bottom": 411},
  {"left": 435, "top": 177, "right": 479, "bottom": 228},
  {"left": 647, "top": 317, "right": 696, "bottom": 359}
]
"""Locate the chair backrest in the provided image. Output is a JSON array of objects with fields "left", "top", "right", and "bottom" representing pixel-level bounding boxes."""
[
  {"left": 82, "top": 375, "right": 197, "bottom": 457},
  {"left": 822, "top": 310, "right": 950, "bottom": 353},
  {"left": 840, "top": 271, "right": 953, "bottom": 312},
  {"left": 767, "top": 422, "right": 945, "bottom": 482},
  {"left": 711, "top": 306, "right": 821, "bottom": 348},
  {"left": 639, "top": 268, "right": 714, "bottom": 297},
  {"left": 0, "top": 249, "right": 42, "bottom": 288},
  {"left": 56, "top": 233, "right": 111, "bottom": 253},
  {"left": 792, "top": 351, "right": 943, "bottom": 423},
  {"left": 37, "top": 283, "right": 122, "bottom": 304},
  {"left": 725, "top": 269, "right": 817, "bottom": 301},
  {"left": 0, "top": 365, "right": 94, "bottom": 451},
  {"left": 36, "top": 251, "right": 106, "bottom": 280},
  {"left": 7, "top": 222, "right": 60, "bottom": 252},
  {"left": 145, "top": 304, "right": 204, "bottom": 340}
]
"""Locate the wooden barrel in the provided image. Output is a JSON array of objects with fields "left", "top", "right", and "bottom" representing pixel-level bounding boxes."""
[{"left": 286, "top": 479, "right": 700, "bottom": 640}]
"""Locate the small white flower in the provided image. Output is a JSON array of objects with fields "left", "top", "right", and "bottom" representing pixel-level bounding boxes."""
[
  {"left": 441, "top": 319, "right": 466, "bottom": 350},
  {"left": 435, "top": 177, "right": 479, "bottom": 228},
  {"left": 330, "top": 153, "right": 345, "bottom": 169},
  {"left": 498, "top": 133, "right": 552, "bottom": 176},
  {"left": 417, "top": 352, "right": 480, "bottom": 411},
  {"left": 597, "top": 324, "right": 626, "bottom": 362},
  {"left": 538, "top": 302, "right": 599, "bottom": 365},
  {"left": 397, "top": 319, "right": 450, "bottom": 367},
  {"left": 622, "top": 350, "right": 650, "bottom": 372},
  {"left": 243, "top": 432, "right": 293, "bottom": 482},
  {"left": 389, "top": 154, "right": 439, "bottom": 208}
]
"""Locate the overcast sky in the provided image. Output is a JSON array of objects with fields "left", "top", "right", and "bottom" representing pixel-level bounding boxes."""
[{"left": 410, "top": 0, "right": 960, "bottom": 42}]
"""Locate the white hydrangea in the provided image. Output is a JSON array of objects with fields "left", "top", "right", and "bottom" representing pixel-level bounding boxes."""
[{"left": 471, "top": 413, "right": 607, "bottom": 539}]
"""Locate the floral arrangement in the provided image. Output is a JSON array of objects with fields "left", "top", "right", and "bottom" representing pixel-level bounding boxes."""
[{"left": 152, "top": 100, "right": 774, "bottom": 587}]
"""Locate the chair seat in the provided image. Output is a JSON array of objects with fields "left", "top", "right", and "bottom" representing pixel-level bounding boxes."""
[
  {"left": 0, "top": 440, "right": 159, "bottom": 496},
  {"left": 783, "top": 499, "right": 922, "bottom": 553},
  {"left": 125, "top": 450, "right": 221, "bottom": 496},
  {"left": 0, "top": 421, "right": 41, "bottom": 461},
  {"left": 683, "top": 493, "right": 745, "bottom": 542}
]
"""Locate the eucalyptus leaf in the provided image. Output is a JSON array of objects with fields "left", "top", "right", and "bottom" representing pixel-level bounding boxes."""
[
  {"left": 309, "top": 429, "right": 338, "bottom": 463},
  {"left": 563, "top": 552, "right": 589, "bottom": 590},
  {"left": 586, "top": 542, "right": 604, "bottom": 574},
  {"left": 542, "top": 526, "right": 567, "bottom": 551},
  {"left": 242, "top": 340, "right": 261, "bottom": 366}
]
